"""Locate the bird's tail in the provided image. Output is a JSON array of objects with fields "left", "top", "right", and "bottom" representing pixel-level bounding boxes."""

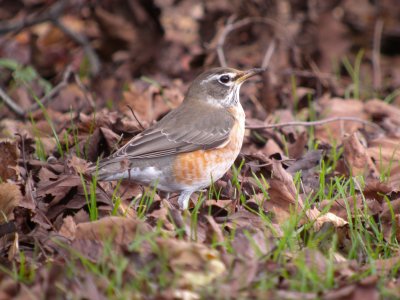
[{"left": 87, "top": 156, "right": 130, "bottom": 181}]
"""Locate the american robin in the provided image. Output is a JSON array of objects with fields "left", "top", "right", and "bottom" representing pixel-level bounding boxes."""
[{"left": 92, "top": 67, "right": 264, "bottom": 209}]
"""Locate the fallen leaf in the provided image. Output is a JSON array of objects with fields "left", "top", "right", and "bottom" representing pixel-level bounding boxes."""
[
  {"left": 75, "top": 216, "right": 151, "bottom": 246},
  {"left": 314, "top": 212, "right": 348, "bottom": 229},
  {"left": 0, "top": 141, "right": 18, "bottom": 181},
  {"left": 320, "top": 196, "right": 382, "bottom": 219},
  {"left": 0, "top": 183, "right": 22, "bottom": 223},
  {"left": 157, "top": 238, "right": 226, "bottom": 288},
  {"left": 267, "top": 159, "right": 320, "bottom": 223},
  {"left": 364, "top": 99, "right": 400, "bottom": 127},
  {"left": 343, "top": 132, "right": 379, "bottom": 178},
  {"left": 367, "top": 137, "right": 400, "bottom": 171},
  {"left": 315, "top": 98, "right": 368, "bottom": 143},
  {"left": 58, "top": 216, "right": 77, "bottom": 240}
]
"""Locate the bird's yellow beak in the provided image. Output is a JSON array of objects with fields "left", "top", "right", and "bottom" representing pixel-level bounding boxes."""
[{"left": 236, "top": 68, "right": 265, "bottom": 83}]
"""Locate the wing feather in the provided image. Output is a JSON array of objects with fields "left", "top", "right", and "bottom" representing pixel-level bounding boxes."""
[{"left": 98, "top": 102, "right": 235, "bottom": 166}]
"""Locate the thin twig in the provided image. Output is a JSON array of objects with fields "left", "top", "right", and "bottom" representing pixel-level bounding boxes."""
[
  {"left": 0, "top": 0, "right": 67, "bottom": 35},
  {"left": 261, "top": 39, "right": 276, "bottom": 69},
  {"left": 0, "top": 86, "right": 25, "bottom": 116},
  {"left": 280, "top": 69, "right": 333, "bottom": 79},
  {"left": 0, "top": 66, "right": 95, "bottom": 118},
  {"left": 246, "top": 116, "right": 383, "bottom": 132},
  {"left": 0, "top": 66, "right": 73, "bottom": 117},
  {"left": 309, "top": 60, "right": 331, "bottom": 88},
  {"left": 216, "top": 17, "right": 285, "bottom": 67},
  {"left": 52, "top": 19, "right": 101, "bottom": 76},
  {"left": 30, "top": 65, "right": 73, "bottom": 109},
  {"left": 15, "top": 133, "right": 28, "bottom": 179},
  {"left": 126, "top": 105, "right": 145, "bottom": 130},
  {"left": 73, "top": 73, "right": 95, "bottom": 108},
  {"left": 0, "top": 0, "right": 100, "bottom": 76},
  {"left": 372, "top": 19, "right": 384, "bottom": 91}
]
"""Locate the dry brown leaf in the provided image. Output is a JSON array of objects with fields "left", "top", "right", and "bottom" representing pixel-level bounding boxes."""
[
  {"left": 231, "top": 227, "right": 275, "bottom": 260},
  {"left": 320, "top": 196, "right": 382, "bottom": 220},
  {"left": 274, "top": 290, "right": 317, "bottom": 300},
  {"left": 222, "top": 209, "right": 271, "bottom": 232},
  {"left": 99, "top": 127, "right": 121, "bottom": 150},
  {"left": 58, "top": 216, "right": 77, "bottom": 240},
  {"left": 343, "top": 132, "right": 380, "bottom": 178},
  {"left": 0, "top": 183, "right": 22, "bottom": 223},
  {"left": 262, "top": 139, "right": 284, "bottom": 158},
  {"left": 0, "top": 141, "right": 18, "bottom": 181},
  {"left": 314, "top": 212, "right": 348, "bottom": 230},
  {"left": 121, "top": 83, "right": 153, "bottom": 125},
  {"left": 157, "top": 238, "right": 226, "bottom": 288},
  {"left": 75, "top": 216, "right": 151, "bottom": 246},
  {"left": 36, "top": 175, "right": 83, "bottom": 206},
  {"left": 286, "top": 150, "right": 322, "bottom": 175},
  {"left": 364, "top": 99, "right": 400, "bottom": 127},
  {"left": 266, "top": 160, "right": 347, "bottom": 231},
  {"left": 315, "top": 98, "right": 368, "bottom": 143},
  {"left": 288, "top": 131, "right": 308, "bottom": 159},
  {"left": 363, "top": 178, "right": 396, "bottom": 199},
  {"left": 386, "top": 165, "right": 400, "bottom": 192},
  {"left": 367, "top": 137, "right": 400, "bottom": 170},
  {"left": 67, "top": 155, "right": 90, "bottom": 174},
  {"left": 204, "top": 215, "right": 225, "bottom": 251},
  {"left": 368, "top": 256, "right": 400, "bottom": 274},
  {"left": 267, "top": 159, "right": 320, "bottom": 223},
  {"left": 380, "top": 198, "right": 400, "bottom": 241}
]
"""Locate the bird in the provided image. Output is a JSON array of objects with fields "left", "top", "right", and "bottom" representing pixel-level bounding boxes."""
[{"left": 91, "top": 67, "right": 264, "bottom": 209}]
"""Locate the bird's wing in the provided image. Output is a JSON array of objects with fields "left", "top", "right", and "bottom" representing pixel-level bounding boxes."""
[{"left": 100, "top": 102, "right": 235, "bottom": 164}]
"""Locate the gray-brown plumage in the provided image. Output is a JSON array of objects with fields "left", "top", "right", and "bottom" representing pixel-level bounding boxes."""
[{"left": 90, "top": 67, "right": 264, "bottom": 209}]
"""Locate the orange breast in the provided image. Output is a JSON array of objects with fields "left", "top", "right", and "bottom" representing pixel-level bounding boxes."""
[{"left": 172, "top": 105, "right": 245, "bottom": 187}]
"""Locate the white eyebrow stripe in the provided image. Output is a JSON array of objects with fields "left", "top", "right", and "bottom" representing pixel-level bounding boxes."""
[{"left": 201, "top": 72, "right": 237, "bottom": 86}]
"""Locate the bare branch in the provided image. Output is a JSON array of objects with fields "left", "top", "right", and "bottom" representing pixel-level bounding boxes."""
[
  {"left": 0, "top": 66, "right": 97, "bottom": 118},
  {"left": 216, "top": 17, "right": 286, "bottom": 67},
  {"left": 52, "top": 19, "right": 101, "bottom": 76},
  {"left": 280, "top": 69, "right": 333, "bottom": 79},
  {"left": 73, "top": 73, "right": 95, "bottom": 109},
  {"left": 261, "top": 40, "right": 276, "bottom": 69},
  {"left": 126, "top": 105, "right": 145, "bottom": 130},
  {"left": 30, "top": 66, "right": 73, "bottom": 109},
  {"left": 373, "top": 19, "right": 384, "bottom": 91},
  {"left": 0, "top": 0, "right": 67, "bottom": 35},
  {"left": 0, "top": 86, "right": 25, "bottom": 117},
  {"left": 0, "top": 0, "right": 100, "bottom": 76},
  {"left": 0, "top": 67, "right": 72, "bottom": 117},
  {"left": 246, "top": 116, "right": 383, "bottom": 132}
]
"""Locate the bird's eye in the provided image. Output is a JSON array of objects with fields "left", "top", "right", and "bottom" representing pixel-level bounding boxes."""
[{"left": 219, "top": 75, "right": 230, "bottom": 84}]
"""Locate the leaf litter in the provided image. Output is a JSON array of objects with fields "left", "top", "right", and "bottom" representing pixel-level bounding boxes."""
[{"left": 0, "top": 0, "right": 400, "bottom": 299}]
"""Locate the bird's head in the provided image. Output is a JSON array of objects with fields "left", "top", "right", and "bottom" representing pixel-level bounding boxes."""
[{"left": 185, "top": 67, "right": 265, "bottom": 107}]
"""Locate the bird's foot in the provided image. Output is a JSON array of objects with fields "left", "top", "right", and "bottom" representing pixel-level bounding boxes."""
[{"left": 177, "top": 191, "right": 193, "bottom": 210}]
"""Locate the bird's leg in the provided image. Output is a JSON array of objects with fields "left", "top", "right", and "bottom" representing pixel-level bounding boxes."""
[{"left": 177, "top": 191, "right": 193, "bottom": 210}]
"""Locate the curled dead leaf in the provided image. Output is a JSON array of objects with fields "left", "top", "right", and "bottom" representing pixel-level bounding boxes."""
[
  {"left": 59, "top": 216, "right": 77, "bottom": 240},
  {"left": 267, "top": 159, "right": 320, "bottom": 223},
  {"left": 75, "top": 216, "right": 151, "bottom": 246},
  {"left": 313, "top": 212, "right": 348, "bottom": 231},
  {"left": 343, "top": 132, "right": 379, "bottom": 178},
  {"left": 157, "top": 239, "right": 226, "bottom": 288},
  {"left": 67, "top": 155, "right": 91, "bottom": 174},
  {"left": 0, "top": 141, "right": 19, "bottom": 181},
  {"left": 315, "top": 98, "right": 368, "bottom": 143},
  {"left": 0, "top": 183, "right": 22, "bottom": 223}
]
